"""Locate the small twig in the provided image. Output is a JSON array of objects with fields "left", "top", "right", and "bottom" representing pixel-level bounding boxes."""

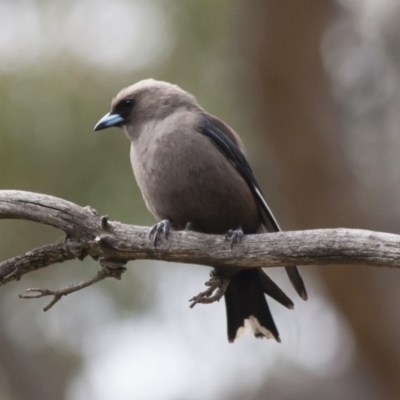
[
  {"left": 19, "top": 262, "right": 126, "bottom": 311},
  {"left": 101, "top": 215, "right": 110, "bottom": 230}
]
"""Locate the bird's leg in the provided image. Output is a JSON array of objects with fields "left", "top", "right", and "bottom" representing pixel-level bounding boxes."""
[
  {"left": 149, "top": 219, "right": 171, "bottom": 248},
  {"left": 189, "top": 269, "right": 230, "bottom": 308},
  {"left": 225, "top": 225, "right": 244, "bottom": 249}
]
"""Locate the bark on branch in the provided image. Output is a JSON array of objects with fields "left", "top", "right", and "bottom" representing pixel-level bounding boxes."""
[{"left": 0, "top": 190, "right": 399, "bottom": 308}]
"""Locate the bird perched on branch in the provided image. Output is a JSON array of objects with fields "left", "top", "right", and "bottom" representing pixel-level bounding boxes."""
[{"left": 94, "top": 79, "right": 307, "bottom": 342}]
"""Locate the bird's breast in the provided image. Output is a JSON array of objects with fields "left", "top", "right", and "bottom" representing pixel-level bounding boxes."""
[{"left": 130, "top": 122, "right": 260, "bottom": 234}]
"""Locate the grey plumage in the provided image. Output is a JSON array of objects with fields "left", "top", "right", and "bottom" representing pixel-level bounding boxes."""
[{"left": 94, "top": 79, "right": 307, "bottom": 342}]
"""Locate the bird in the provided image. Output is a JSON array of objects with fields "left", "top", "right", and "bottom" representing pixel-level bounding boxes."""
[{"left": 94, "top": 79, "right": 307, "bottom": 343}]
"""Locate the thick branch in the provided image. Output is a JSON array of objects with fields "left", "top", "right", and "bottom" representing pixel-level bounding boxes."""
[{"left": 1, "top": 190, "right": 400, "bottom": 284}]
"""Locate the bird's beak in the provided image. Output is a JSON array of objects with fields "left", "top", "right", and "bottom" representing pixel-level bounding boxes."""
[{"left": 93, "top": 112, "right": 125, "bottom": 131}]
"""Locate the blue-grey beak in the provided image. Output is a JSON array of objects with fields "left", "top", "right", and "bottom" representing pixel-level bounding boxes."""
[{"left": 93, "top": 112, "right": 125, "bottom": 131}]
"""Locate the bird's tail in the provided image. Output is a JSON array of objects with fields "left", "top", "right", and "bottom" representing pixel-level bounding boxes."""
[{"left": 224, "top": 269, "right": 291, "bottom": 343}]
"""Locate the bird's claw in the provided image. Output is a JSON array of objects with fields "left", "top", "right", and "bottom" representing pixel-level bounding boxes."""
[
  {"left": 225, "top": 226, "right": 244, "bottom": 249},
  {"left": 189, "top": 275, "right": 230, "bottom": 308},
  {"left": 149, "top": 219, "right": 171, "bottom": 247}
]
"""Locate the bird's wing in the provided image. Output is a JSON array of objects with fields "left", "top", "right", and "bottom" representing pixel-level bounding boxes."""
[{"left": 198, "top": 113, "right": 307, "bottom": 300}]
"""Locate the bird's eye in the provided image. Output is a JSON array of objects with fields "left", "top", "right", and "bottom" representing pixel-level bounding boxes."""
[{"left": 122, "top": 99, "right": 134, "bottom": 109}]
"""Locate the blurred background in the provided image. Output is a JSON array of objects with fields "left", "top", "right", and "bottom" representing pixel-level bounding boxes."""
[{"left": 1, "top": 0, "right": 400, "bottom": 399}]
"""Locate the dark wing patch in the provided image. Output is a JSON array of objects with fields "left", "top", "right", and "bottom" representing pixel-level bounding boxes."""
[
  {"left": 204, "top": 114, "right": 245, "bottom": 152},
  {"left": 199, "top": 115, "right": 280, "bottom": 231},
  {"left": 198, "top": 114, "right": 308, "bottom": 301}
]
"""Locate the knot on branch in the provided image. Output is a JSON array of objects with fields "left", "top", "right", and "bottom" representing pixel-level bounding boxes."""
[
  {"left": 98, "top": 258, "right": 127, "bottom": 280},
  {"left": 93, "top": 233, "right": 120, "bottom": 248},
  {"left": 100, "top": 215, "right": 113, "bottom": 231},
  {"left": 66, "top": 239, "right": 89, "bottom": 261},
  {"left": 84, "top": 205, "right": 99, "bottom": 216}
]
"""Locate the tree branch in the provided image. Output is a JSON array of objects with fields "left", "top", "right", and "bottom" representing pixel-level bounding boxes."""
[
  {"left": 18, "top": 259, "right": 126, "bottom": 311},
  {"left": 1, "top": 190, "right": 400, "bottom": 309}
]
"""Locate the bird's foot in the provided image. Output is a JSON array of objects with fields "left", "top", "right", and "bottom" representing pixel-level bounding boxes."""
[
  {"left": 149, "top": 219, "right": 171, "bottom": 248},
  {"left": 189, "top": 271, "right": 230, "bottom": 308},
  {"left": 225, "top": 226, "right": 244, "bottom": 249}
]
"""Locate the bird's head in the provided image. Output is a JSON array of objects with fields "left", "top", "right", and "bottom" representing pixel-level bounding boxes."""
[{"left": 94, "top": 79, "right": 200, "bottom": 138}]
